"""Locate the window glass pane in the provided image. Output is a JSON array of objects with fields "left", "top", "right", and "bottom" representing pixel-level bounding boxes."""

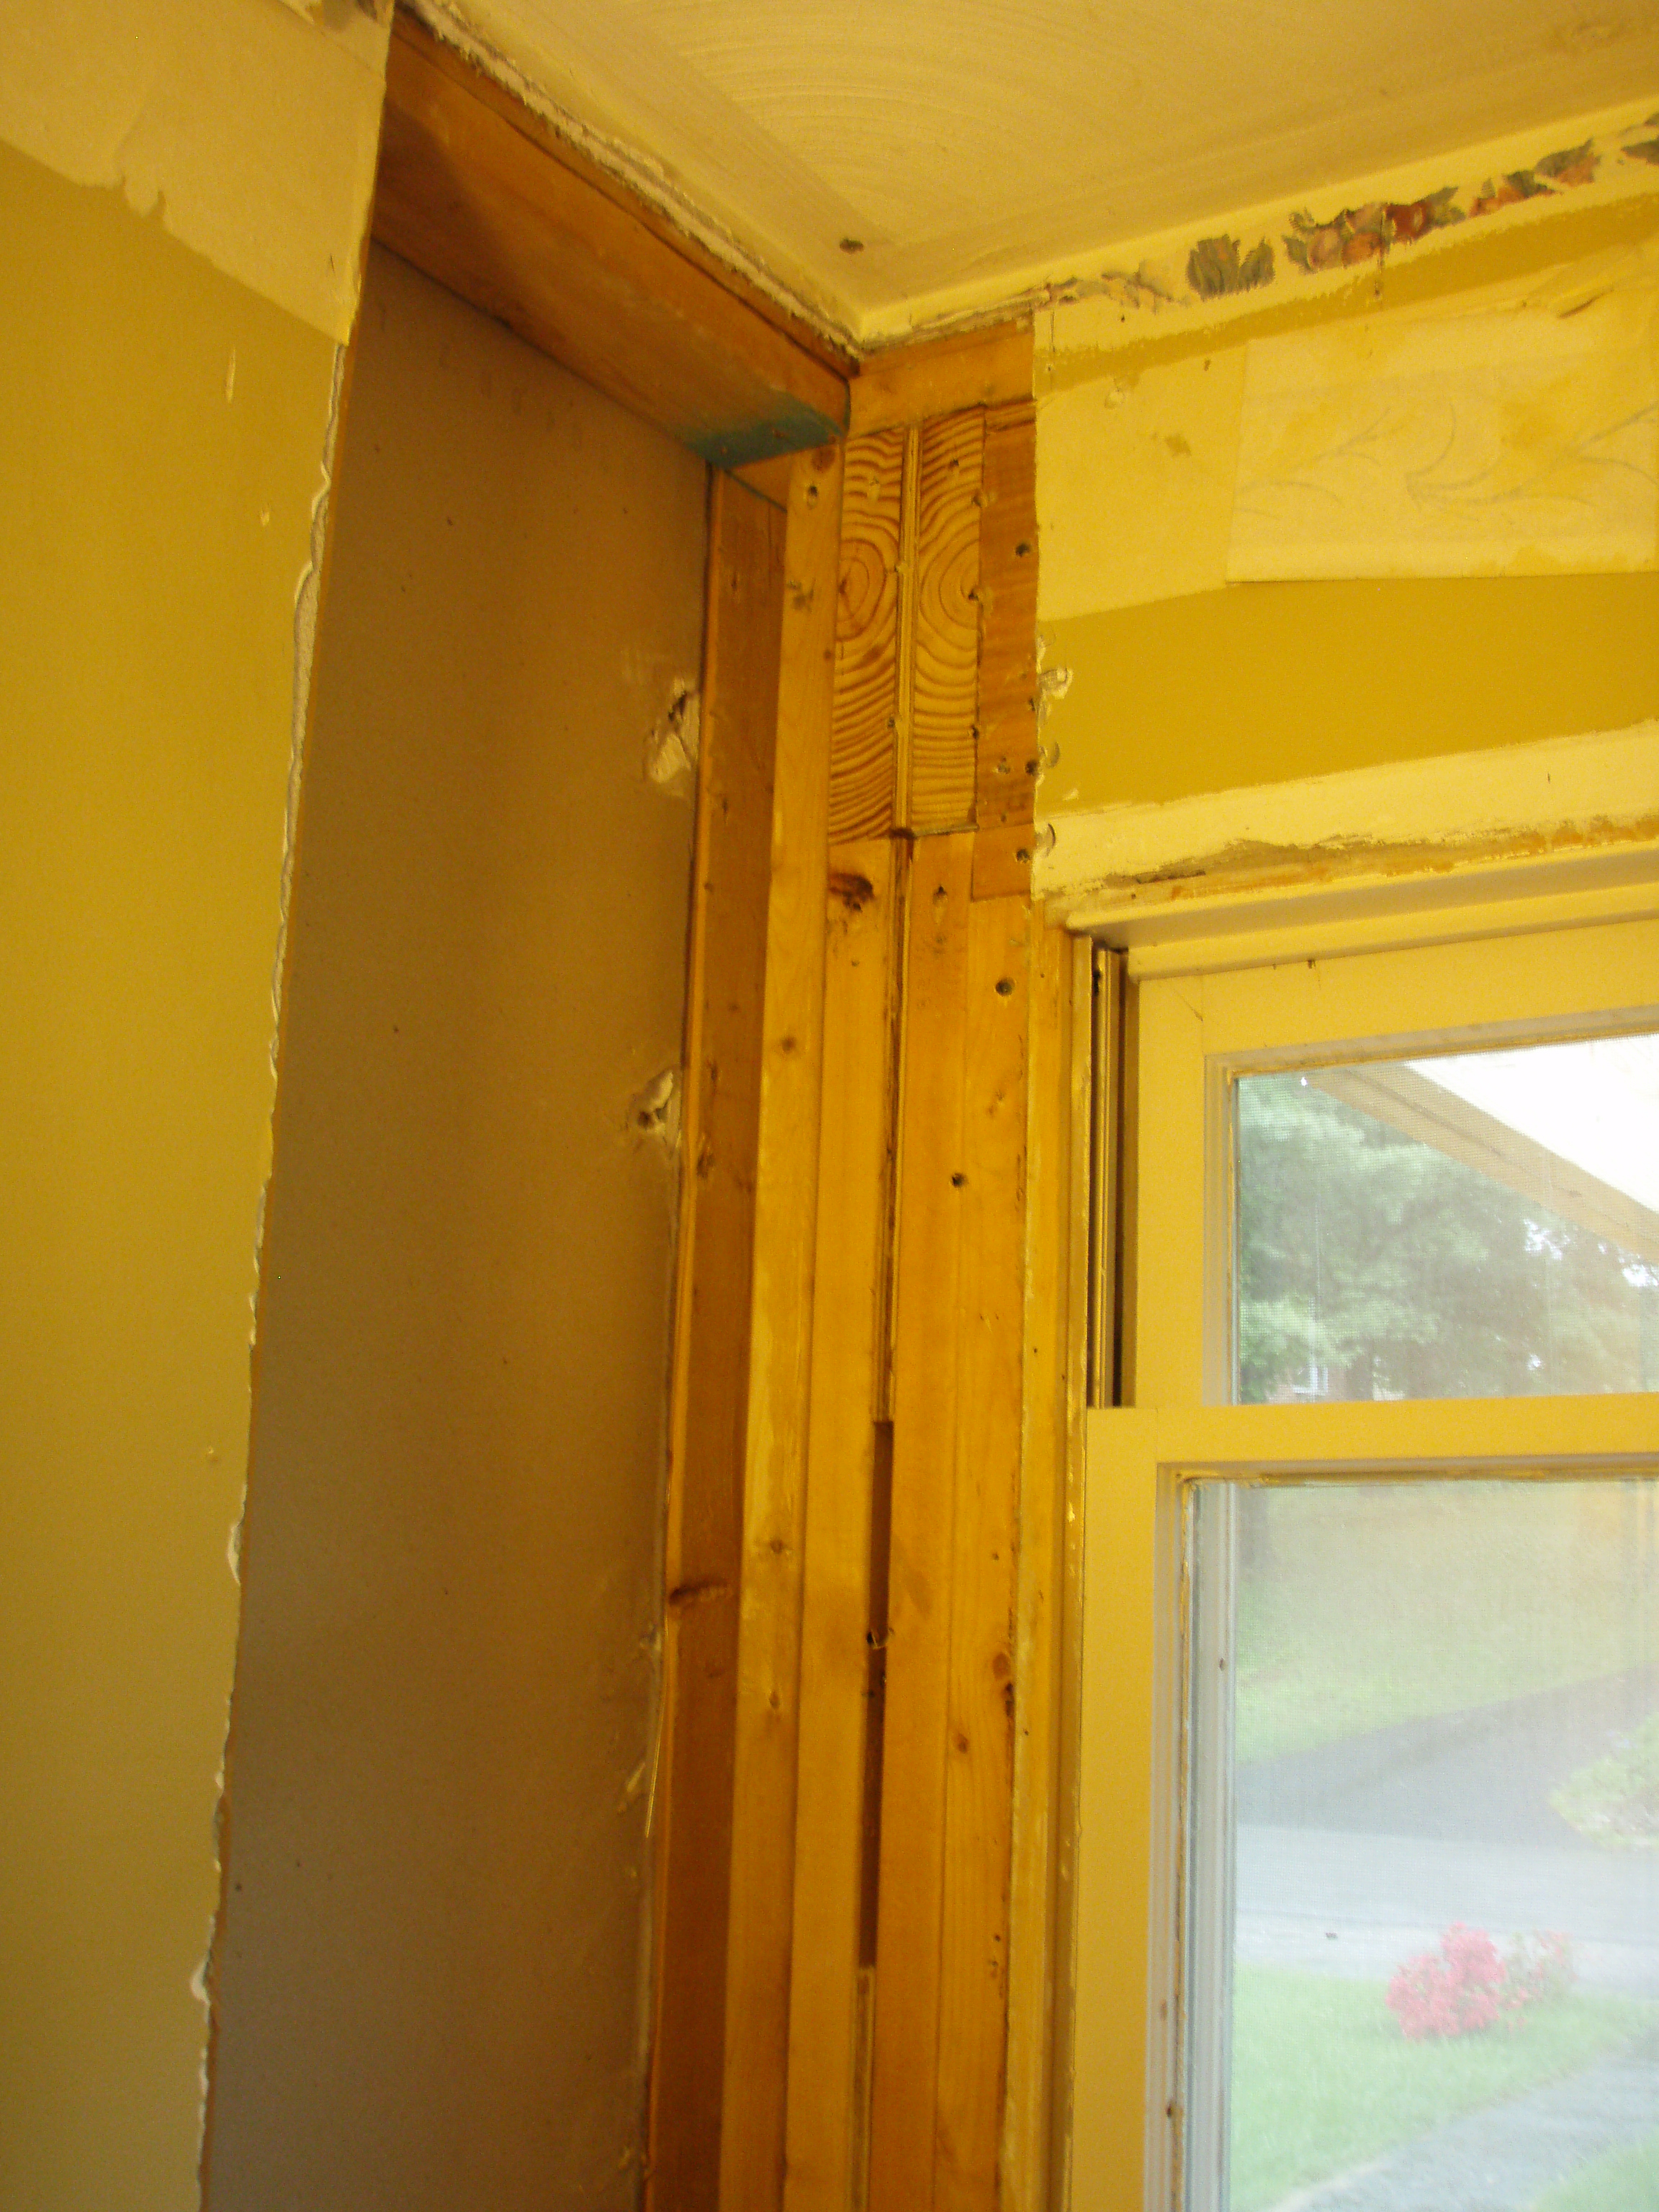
[
  {"left": 1187, "top": 1477, "right": 1659, "bottom": 2212},
  {"left": 1234, "top": 1033, "right": 1659, "bottom": 1403}
]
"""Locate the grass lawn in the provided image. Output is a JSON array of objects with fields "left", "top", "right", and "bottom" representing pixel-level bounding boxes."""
[
  {"left": 1531, "top": 2128, "right": 1659, "bottom": 2211},
  {"left": 1234, "top": 1481, "right": 1658, "bottom": 1765},
  {"left": 1231, "top": 1966, "right": 1655, "bottom": 2212}
]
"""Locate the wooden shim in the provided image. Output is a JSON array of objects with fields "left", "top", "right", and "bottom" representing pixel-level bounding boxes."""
[
  {"left": 375, "top": 19, "right": 848, "bottom": 467},
  {"left": 649, "top": 472, "right": 786, "bottom": 2212},
  {"left": 976, "top": 403, "right": 1040, "bottom": 831},
  {"left": 1002, "top": 922, "right": 1074, "bottom": 2212},
  {"left": 783, "top": 837, "right": 901, "bottom": 2212},
  {"left": 935, "top": 897, "right": 1028, "bottom": 2212},
  {"left": 830, "top": 431, "right": 906, "bottom": 842},
  {"left": 850, "top": 324, "right": 1035, "bottom": 435},
  {"left": 719, "top": 442, "right": 845, "bottom": 2212},
  {"left": 908, "top": 414, "right": 984, "bottom": 836},
  {"left": 868, "top": 829, "right": 975, "bottom": 2212}
]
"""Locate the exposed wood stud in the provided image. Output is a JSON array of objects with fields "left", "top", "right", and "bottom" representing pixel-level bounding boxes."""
[
  {"left": 719, "top": 441, "right": 845, "bottom": 2212},
  {"left": 976, "top": 402, "right": 1040, "bottom": 832},
  {"left": 850, "top": 324, "right": 1035, "bottom": 436},
  {"left": 830, "top": 433, "right": 907, "bottom": 842},
  {"left": 971, "top": 821, "right": 1036, "bottom": 902},
  {"left": 894, "top": 428, "right": 923, "bottom": 832},
  {"left": 649, "top": 472, "right": 786, "bottom": 2212},
  {"left": 1002, "top": 921, "right": 1075, "bottom": 2212},
  {"left": 783, "top": 835, "right": 901, "bottom": 2212},
  {"left": 935, "top": 896, "right": 1030, "bottom": 2210},
  {"left": 909, "top": 413, "right": 985, "bottom": 835},
  {"left": 374, "top": 15, "right": 848, "bottom": 467},
  {"left": 868, "top": 829, "right": 976, "bottom": 2212}
]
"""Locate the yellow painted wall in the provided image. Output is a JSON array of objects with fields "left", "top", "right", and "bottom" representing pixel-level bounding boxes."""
[
  {"left": 202, "top": 245, "right": 707, "bottom": 2212},
  {"left": 0, "top": 136, "right": 344, "bottom": 2207},
  {"left": 1036, "top": 197, "right": 1659, "bottom": 816}
]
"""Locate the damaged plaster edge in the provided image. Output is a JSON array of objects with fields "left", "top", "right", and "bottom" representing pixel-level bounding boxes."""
[
  {"left": 858, "top": 91, "right": 1659, "bottom": 357},
  {"left": 191, "top": 336, "right": 353, "bottom": 2182},
  {"left": 1035, "top": 719, "right": 1659, "bottom": 920},
  {"left": 405, "top": 0, "right": 860, "bottom": 361}
]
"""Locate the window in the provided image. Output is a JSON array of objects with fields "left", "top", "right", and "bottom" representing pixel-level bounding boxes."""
[{"left": 1070, "top": 913, "right": 1659, "bottom": 2212}]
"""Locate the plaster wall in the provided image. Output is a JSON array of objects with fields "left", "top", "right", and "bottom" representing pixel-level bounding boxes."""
[
  {"left": 0, "top": 133, "right": 347, "bottom": 2210},
  {"left": 203, "top": 243, "right": 706, "bottom": 2212},
  {"left": 1036, "top": 194, "right": 1659, "bottom": 819},
  {"left": 0, "top": 8, "right": 387, "bottom": 2202}
]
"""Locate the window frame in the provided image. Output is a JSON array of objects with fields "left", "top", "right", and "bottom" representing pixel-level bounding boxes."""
[{"left": 1066, "top": 909, "right": 1659, "bottom": 2212}]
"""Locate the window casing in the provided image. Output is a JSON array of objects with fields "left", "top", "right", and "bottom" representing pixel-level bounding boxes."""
[{"left": 1068, "top": 911, "right": 1659, "bottom": 2212}]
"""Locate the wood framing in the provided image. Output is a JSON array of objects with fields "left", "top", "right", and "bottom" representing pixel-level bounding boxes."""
[
  {"left": 650, "top": 469, "right": 787, "bottom": 2212},
  {"left": 364, "top": 53, "right": 1063, "bottom": 2200},
  {"left": 375, "top": 12, "right": 848, "bottom": 466}
]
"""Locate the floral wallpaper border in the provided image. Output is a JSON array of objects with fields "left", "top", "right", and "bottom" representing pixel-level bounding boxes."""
[{"left": 1079, "top": 113, "right": 1659, "bottom": 315}]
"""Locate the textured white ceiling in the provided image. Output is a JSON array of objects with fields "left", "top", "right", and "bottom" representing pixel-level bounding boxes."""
[{"left": 436, "top": 0, "right": 1659, "bottom": 339}]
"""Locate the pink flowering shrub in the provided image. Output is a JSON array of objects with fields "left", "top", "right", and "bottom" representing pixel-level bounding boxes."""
[{"left": 1386, "top": 1925, "right": 1574, "bottom": 2041}]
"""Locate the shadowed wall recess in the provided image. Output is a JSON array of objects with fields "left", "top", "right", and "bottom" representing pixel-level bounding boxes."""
[{"left": 204, "top": 243, "right": 707, "bottom": 2212}]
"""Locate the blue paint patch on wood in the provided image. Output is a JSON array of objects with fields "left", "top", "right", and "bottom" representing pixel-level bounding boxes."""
[{"left": 692, "top": 395, "right": 845, "bottom": 471}]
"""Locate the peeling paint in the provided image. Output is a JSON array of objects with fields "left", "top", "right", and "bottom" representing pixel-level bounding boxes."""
[
  {"left": 1036, "top": 719, "right": 1659, "bottom": 911},
  {"left": 644, "top": 678, "right": 700, "bottom": 796},
  {"left": 629, "top": 1066, "right": 683, "bottom": 1156},
  {"left": 1042, "top": 99, "right": 1659, "bottom": 372},
  {"left": 0, "top": 0, "right": 389, "bottom": 340}
]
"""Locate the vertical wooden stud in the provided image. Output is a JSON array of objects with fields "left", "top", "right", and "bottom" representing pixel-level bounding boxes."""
[
  {"left": 868, "top": 828, "right": 976, "bottom": 2212},
  {"left": 783, "top": 837, "right": 902, "bottom": 2212},
  {"left": 719, "top": 440, "right": 845, "bottom": 2212},
  {"left": 1002, "top": 920, "right": 1074, "bottom": 2212},
  {"left": 935, "top": 896, "right": 1030, "bottom": 2211},
  {"left": 650, "top": 470, "right": 786, "bottom": 2212}
]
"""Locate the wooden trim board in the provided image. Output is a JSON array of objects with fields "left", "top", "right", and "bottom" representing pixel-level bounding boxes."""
[
  {"left": 649, "top": 469, "right": 786, "bottom": 2212},
  {"left": 376, "top": 12, "right": 848, "bottom": 465}
]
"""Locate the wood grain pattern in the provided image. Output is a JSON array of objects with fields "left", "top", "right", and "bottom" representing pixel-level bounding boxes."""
[
  {"left": 387, "top": 14, "right": 855, "bottom": 379},
  {"left": 649, "top": 472, "right": 786, "bottom": 2212},
  {"left": 935, "top": 897, "right": 1029, "bottom": 2212},
  {"left": 868, "top": 830, "right": 977, "bottom": 2212},
  {"left": 909, "top": 413, "right": 984, "bottom": 836},
  {"left": 374, "top": 22, "right": 847, "bottom": 467},
  {"left": 719, "top": 441, "right": 845, "bottom": 2212},
  {"left": 976, "top": 403, "right": 1040, "bottom": 831},
  {"left": 783, "top": 837, "right": 902, "bottom": 2212},
  {"left": 1002, "top": 922, "right": 1074, "bottom": 2212},
  {"left": 971, "top": 822, "right": 1036, "bottom": 902},
  {"left": 830, "top": 430, "right": 906, "bottom": 842},
  {"left": 850, "top": 325, "right": 1034, "bottom": 435}
]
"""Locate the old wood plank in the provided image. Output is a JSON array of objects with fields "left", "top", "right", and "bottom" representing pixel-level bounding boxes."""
[
  {"left": 976, "top": 403, "right": 1040, "bottom": 831},
  {"left": 849, "top": 325, "right": 1034, "bottom": 436},
  {"left": 719, "top": 441, "right": 845, "bottom": 2212},
  {"left": 868, "top": 829, "right": 976, "bottom": 2212},
  {"left": 375, "top": 21, "right": 848, "bottom": 467},
  {"left": 830, "top": 430, "right": 906, "bottom": 842},
  {"left": 733, "top": 453, "right": 801, "bottom": 509},
  {"left": 908, "top": 413, "right": 984, "bottom": 836},
  {"left": 783, "top": 836, "right": 902, "bottom": 2212},
  {"left": 387, "top": 14, "right": 856, "bottom": 379},
  {"left": 1002, "top": 920, "right": 1074, "bottom": 2212},
  {"left": 934, "top": 896, "right": 1029, "bottom": 2212},
  {"left": 649, "top": 470, "right": 786, "bottom": 2212},
  {"left": 971, "top": 822, "right": 1036, "bottom": 902}
]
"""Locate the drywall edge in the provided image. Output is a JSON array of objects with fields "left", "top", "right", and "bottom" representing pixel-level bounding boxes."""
[{"left": 0, "top": 0, "right": 389, "bottom": 341}]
